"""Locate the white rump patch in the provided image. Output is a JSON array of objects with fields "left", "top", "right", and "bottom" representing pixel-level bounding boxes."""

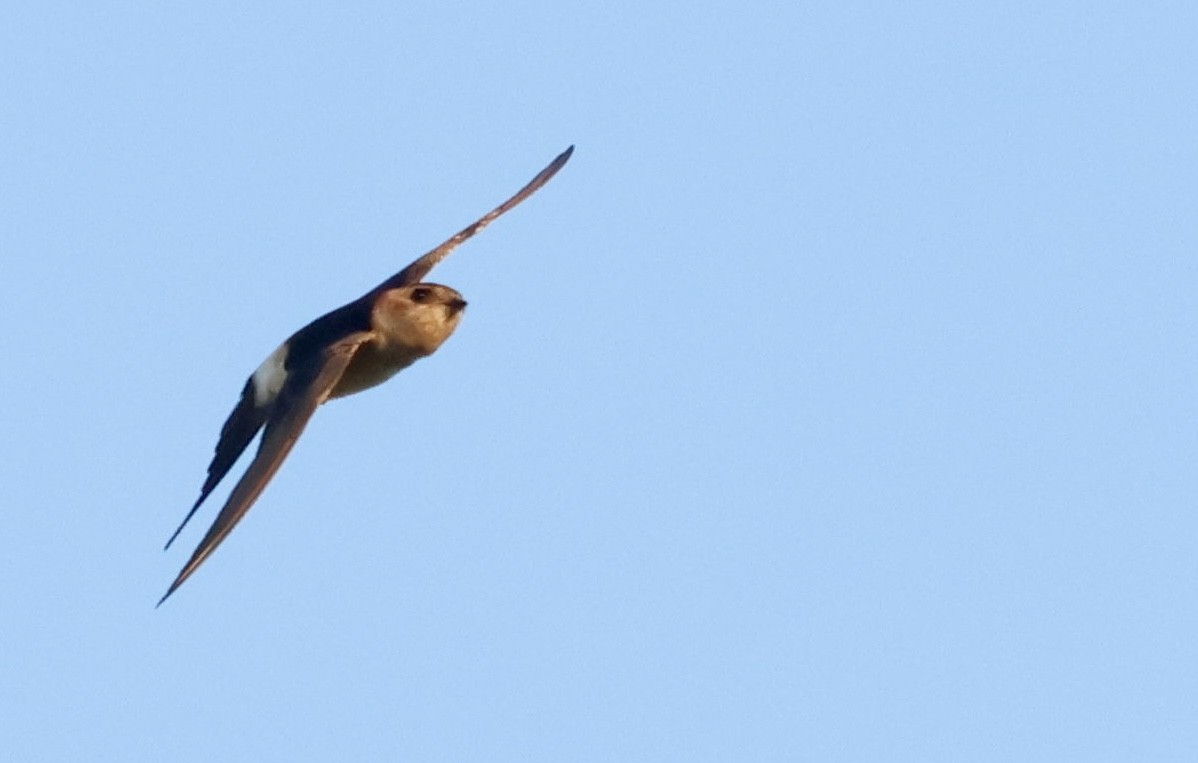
[{"left": 251, "top": 343, "right": 288, "bottom": 407}]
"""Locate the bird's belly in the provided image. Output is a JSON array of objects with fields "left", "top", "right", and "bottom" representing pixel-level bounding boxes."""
[{"left": 329, "top": 343, "right": 421, "bottom": 399}]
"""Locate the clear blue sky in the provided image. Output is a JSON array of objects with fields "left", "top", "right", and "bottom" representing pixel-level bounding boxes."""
[{"left": 2, "top": 1, "right": 1195, "bottom": 760}]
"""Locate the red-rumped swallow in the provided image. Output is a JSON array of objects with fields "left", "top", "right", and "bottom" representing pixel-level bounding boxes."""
[{"left": 158, "top": 146, "right": 573, "bottom": 606}]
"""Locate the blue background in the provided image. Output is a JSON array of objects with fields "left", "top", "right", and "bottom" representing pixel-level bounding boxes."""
[{"left": 2, "top": 1, "right": 1195, "bottom": 760}]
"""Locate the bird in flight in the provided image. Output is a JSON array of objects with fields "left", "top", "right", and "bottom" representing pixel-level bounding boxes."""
[{"left": 158, "top": 146, "right": 574, "bottom": 606}]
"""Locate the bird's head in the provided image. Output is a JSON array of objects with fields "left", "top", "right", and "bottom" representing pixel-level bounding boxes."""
[{"left": 373, "top": 282, "right": 468, "bottom": 356}]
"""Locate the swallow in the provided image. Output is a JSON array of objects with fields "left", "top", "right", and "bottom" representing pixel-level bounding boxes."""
[{"left": 158, "top": 145, "right": 573, "bottom": 606}]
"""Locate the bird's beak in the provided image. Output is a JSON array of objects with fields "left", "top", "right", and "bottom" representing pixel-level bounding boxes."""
[{"left": 449, "top": 298, "right": 468, "bottom": 314}]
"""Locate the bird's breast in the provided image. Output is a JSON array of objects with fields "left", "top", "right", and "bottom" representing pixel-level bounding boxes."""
[{"left": 328, "top": 338, "right": 422, "bottom": 399}]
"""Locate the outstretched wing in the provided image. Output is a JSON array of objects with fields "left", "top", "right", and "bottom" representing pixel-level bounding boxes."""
[
  {"left": 373, "top": 145, "right": 574, "bottom": 292},
  {"left": 157, "top": 333, "right": 372, "bottom": 606}
]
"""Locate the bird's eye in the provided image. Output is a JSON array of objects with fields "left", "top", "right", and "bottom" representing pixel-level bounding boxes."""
[{"left": 411, "top": 287, "right": 431, "bottom": 302}]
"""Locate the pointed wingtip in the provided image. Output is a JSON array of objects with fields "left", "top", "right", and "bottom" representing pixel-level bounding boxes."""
[{"left": 157, "top": 564, "right": 192, "bottom": 608}]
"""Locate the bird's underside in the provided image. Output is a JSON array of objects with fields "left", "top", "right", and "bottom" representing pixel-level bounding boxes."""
[{"left": 158, "top": 146, "right": 573, "bottom": 606}]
